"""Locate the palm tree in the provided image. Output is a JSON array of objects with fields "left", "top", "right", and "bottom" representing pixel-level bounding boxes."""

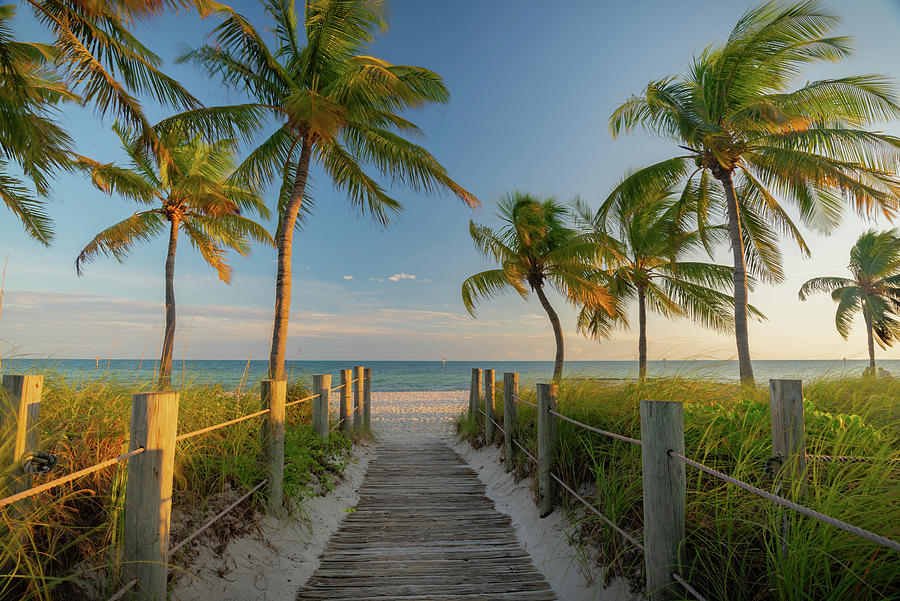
[
  {"left": 609, "top": 1, "right": 900, "bottom": 384},
  {"left": 182, "top": 0, "right": 477, "bottom": 381},
  {"left": 74, "top": 124, "right": 272, "bottom": 388},
  {"left": 574, "top": 180, "right": 763, "bottom": 380},
  {"left": 799, "top": 229, "right": 900, "bottom": 372},
  {"left": 462, "top": 193, "right": 613, "bottom": 382},
  {"left": 0, "top": 4, "right": 78, "bottom": 244}
]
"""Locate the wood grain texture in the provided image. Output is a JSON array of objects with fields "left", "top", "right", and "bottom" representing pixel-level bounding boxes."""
[
  {"left": 296, "top": 441, "right": 557, "bottom": 601},
  {"left": 313, "top": 374, "right": 331, "bottom": 438},
  {"left": 261, "top": 379, "right": 286, "bottom": 516},
  {"left": 340, "top": 369, "right": 351, "bottom": 435},
  {"left": 503, "top": 373, "right": 519, "bottom": 473}
]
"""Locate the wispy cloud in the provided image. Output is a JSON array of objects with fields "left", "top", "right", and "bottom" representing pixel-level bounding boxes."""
[
  {"left": 388, "top": 272, "right": 416, "bottom": 282},
  {"left": 342, "top": 275, "right": 354, "bottom": 280}
]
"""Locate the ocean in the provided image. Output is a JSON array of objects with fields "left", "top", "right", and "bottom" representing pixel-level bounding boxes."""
[{"left": 2, "top": 359, "right": 894, "bottom": 391}]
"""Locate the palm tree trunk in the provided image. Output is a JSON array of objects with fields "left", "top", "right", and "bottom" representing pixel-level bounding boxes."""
[
  {"left": 158, "top": 218, "right": 179, "bottom": 389},
  {"left": 534, "top": 284, "right": 564, "bottom": 382},
  {"left": 719, "top": 172, "right": 755, "bottom": 385},
  {"left": 864, "top": 303, "right": 876, "bottom": 371},
  {"left": 638, "top": 283, "right": 647, "bottom": 380},
  {"left": 269, "top": 137, "right": 313, "bottom": 380}
]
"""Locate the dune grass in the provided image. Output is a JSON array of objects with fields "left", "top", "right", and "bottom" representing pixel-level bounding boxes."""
[
  {"left": 458, "top": 375, "right": 900, "bottom": 600},
  {"left": 0, "top": 371, "right": 353, "bottom": 601}
]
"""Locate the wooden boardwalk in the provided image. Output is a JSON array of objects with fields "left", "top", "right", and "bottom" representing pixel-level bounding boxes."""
[{"left": 296, "top": 441, "right": 557, "bottom": 600}]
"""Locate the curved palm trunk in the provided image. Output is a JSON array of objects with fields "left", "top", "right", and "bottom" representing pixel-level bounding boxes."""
[
  {"left": 158, "top": 218, "right": 179, "bottom": 389},
  {"left": 863, "top": 302, "right": 876, "bottom": 371},
  {"left": 719, "top": 172, "right": 755, "bottom": 385},
  {"left": 269, "top": 137, "right": 313, "bottom": 380},
  {"left": 637, "top": 283, "right": 647, "bottom": 380},
  {"left": 534, "top": 284, "right": 564, "bottom": 382}
]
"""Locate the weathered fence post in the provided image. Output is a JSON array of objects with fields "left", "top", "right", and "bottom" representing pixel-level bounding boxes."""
[
  {"left": 469, "top": 368, "right": 482, "bottom": 417},
  {"left": 353, "top": 366, "right": 364, "bottom": 430},
  {"left": 124, "top": 391, "right": 179, "bottom": 601},
  {"left": 537, "top": 382, "right": 558, "bottom": 517},
  {"left": 640, "top": 400, "right": 685, "bottom": 601},
  {"left": 1, "top": 375, "right": 42, "bottom": 517},
  {"left": 769, "top": 379, "right": 807, "bottom": 494},
  {"left": 503, "top": 372, "right": 519, "bottom": 472},
  {"left": 339, "top": 369, "right": 351, "bottom": 435},
  {"left": 260, "top": 379, "right": 286, "bottom": 516},
  {"left": 363, "top": 368, "right": 372, "bottom": 429},
  {"left": 313, "top": 374, "right": 331, "bottom": 438},
  {"left": 484, "top": 369, "right": 495, "bottom": 445}
]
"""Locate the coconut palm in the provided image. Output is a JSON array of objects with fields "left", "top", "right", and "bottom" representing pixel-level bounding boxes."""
[
  {"left": 182, "top": 0, "right": 477, "bottom": 380},
  {"left": 574, "top": 179, "right": 764, "bottom": 380},
  {"left": 74, "top": 124, "right": 272, "bottom": 388},
  {"left": 609, "top": 0, "right": 900, "bottom": 384},
  {"left": 0, "top": 4, "right": 78, "bottom": 244},
  {"left": 799, "top": 229, "right": 900, "bottom": 371},
  {"left": 462, "top": 193, "right": 613, "bottom": 382}
]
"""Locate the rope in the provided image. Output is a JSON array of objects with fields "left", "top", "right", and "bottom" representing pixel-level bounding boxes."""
[
  {"left": 513, "top": 439, "right": 537, "bottom": 463},
  {"left": 549, "top": 410, "right": 642, "bottom": 446},
  {"left": 549, "top": 472, "right": 644, "bottom": 549},
  {"left": 331, "top": 416, "right": 348, "bottom": 431},
  {"left": 807, "top": 454, "right": 900, "bottom": 465},
  {"left": 669, "top": 451, "right": 900, "bottom": 553},
  {"left": 169, "top": 479, "right": 268, "bottom": 556},
  {"left": 332, "top": 383, "right": 346, "bottom": 391},
  {"left": 672, "top": 572, "right": 709, "bottom": 601},
  {"left": 476, "top": 408, "right": 485, "bottom": 416},
  {"left": 106, "top": 578, "right": 137, "bottom": 601},
  {"left": 285, "top": 393, "right": 317, "bottom": 408},
  {"left": 511, "top": 393, "right": 537, "bottom": 408},
  {"left": 490, "top": 417, "right": 505, "bottom": 435},
  {"left": 0, "top": 447, "right": 145, "bottom": 509},
  {"left": 176, "top": 408, "right": 270, "bottom": 442}
]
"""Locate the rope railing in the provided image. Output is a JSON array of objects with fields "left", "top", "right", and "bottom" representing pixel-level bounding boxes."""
[
  {"left": 106, "top": 578, "right": 137, "bottom": 601},
  {"left": 669, "top": 451, "right": 900, "bottom": 553},
  {"left": 549, "top": 472, "right": 644, "bottom": 549},
  {"left": 176, "top": 408, "right": 270, "bottom": 442},
  {"left": 490, "top": 417, "right": 505, "bottom": 435},
  {"left": 169, "top": 479, "right": 268, "bottom": 556},
  {"left": 548, "top": 410, "right": 642, "bottom": 446},
  {"left": 513, "top": 439, "right": 536, "bottom": 463},
  {"left": 285, "top": 393, "right": 318, "bottom": 408},
  {"left": 807, "top": 454, "right": 900, "bottom": 465},
  {"left": 0, "top": 447, "right": 145, "bottom": 509},
  {"left": 672, "top": 572, "right": 709, "bottom": 601}
]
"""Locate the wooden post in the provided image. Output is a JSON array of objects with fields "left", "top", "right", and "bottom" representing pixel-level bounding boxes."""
[
  {"left": 484, "top": 370, "right": 495, "bottom": 445},
  {"left": 313, "top": 374, "right": 331, "bottom": 438},
  {"left": 769, "top": 379, "right": 807, "bottom": 494},
  {"left": 1, "top": 375, "right": 42, "bottom": 519},
  {"left": 339, "top": 369, "right": 351, "bottom": 435},
  {"left": 261, "top": 380, "right": 286, "bottom": 516},
  {"left": 469, "top": 368, "right": 482, "bottom": 417},
  {"left": 640, "top": 400, "right": 685, "bottom": 601},
  {"left": 352, "top": 366, "right": 363, "bottom": 430},
  {"left": 363, "top": 368, "right": 372, "bottom": 429},
  {"left": 536, "top": 382, "right": 558, "bottom": 517},
  {"left": 503, "top": 372, "right": 519, "bottom": 472},
  {"left": 124, "top": 391, "right": 179, "bottom": 601}
]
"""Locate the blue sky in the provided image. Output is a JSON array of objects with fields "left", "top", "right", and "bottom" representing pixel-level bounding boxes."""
[{"left": 3, "top": 0, "right": 900, "bottom": 362}]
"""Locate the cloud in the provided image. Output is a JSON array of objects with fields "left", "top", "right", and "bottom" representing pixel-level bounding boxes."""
[
  {"left": 342, "top": 275, "right": 354, "bottom": 280},
  {"left": 388, "top": 272, "right": 416, "bottom": 282}
]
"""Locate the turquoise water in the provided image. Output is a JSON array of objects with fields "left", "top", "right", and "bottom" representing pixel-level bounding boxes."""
[{"left": 3, "top": 359, "right": 895, "bottom": 391}]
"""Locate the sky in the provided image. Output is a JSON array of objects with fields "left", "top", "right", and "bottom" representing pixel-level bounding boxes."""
[{"left": 3, "top": 0, "right": 900, "bottom": 362}]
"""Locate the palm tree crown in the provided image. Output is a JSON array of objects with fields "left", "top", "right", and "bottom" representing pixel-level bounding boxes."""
[
  {"left": 799, "top": 229, "right": 900, "bottom": 371},
  {"left": 462, "top": 193, "right": 612, "bottom": 381},
  {"left": 609, "top": 0, "right": 900, "bottom": 383}
]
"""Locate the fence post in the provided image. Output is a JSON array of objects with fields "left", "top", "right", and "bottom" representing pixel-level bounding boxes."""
[
  {"left": 124, "top": 391, "right": 179, "bottom": 601},
  {"left": 469, "top": 368, "right": 482, "bottom": 417},
  {"left": 313, "top": 374, "right": 331, "bottom": 438},
  {"left": 339, "top": 369, "right": 351, "bottom": 435},
  {"left": 353, "top": 366, "right": 363, "bottom": 430},
  {"left": 769, "top": 379, "right": 807, "bottom": 494},
  {"left": 537, "top": 382, "right": 558, "bottom": 517},
  {"left": 503, "top": 372, "right": 519, "bottom": 472},
  {"left": 484, "top": 369, "right": 495, "bottom": 445},
  {"left": 261, "top": 380, "right": 286, "bottom": 517},
  {"left": 1, "top": 375, "right": 42, "bottom": 521},
  {"left": 363, "top": 368, "right": 372, "bottom": 429},
  {"left": 640, "top": 400, "right": 685, "bottom": 601}
]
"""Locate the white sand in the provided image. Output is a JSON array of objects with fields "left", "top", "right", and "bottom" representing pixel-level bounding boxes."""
[{"left": 172, "top": 389, "right": 632, "bottom": 601}]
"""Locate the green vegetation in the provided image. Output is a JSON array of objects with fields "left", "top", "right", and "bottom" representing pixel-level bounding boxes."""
[
  {"left": 458, "top": 375, "right": 899, "bottom": 600},
  {"left": 0, "top": 372, "right": 352, "bottom": 601},
  {"left": 801, "top": 229, "right": 900, "bottom": 371}
]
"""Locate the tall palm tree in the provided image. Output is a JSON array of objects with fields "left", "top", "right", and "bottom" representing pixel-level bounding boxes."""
[
  {"left": 462, "top": 193, "right": 613, "bottom": 382},
  {"left": 609, "top": 0, "right": 900, "bottom": 384},
  {"left": 182, "top": 0, "right": 477, "bottom": 381},
  {"left": 74, "top": 124, "right": 272, "bottom": 388},
  {"left": 799, "top": 229, "right": 900, "bottom": 371},
  {"left": 0, "top": 4, "right": 77, "bottom": 244},
  {"left": 574, "top": 180, "right": 763, "bottom": 380}
]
